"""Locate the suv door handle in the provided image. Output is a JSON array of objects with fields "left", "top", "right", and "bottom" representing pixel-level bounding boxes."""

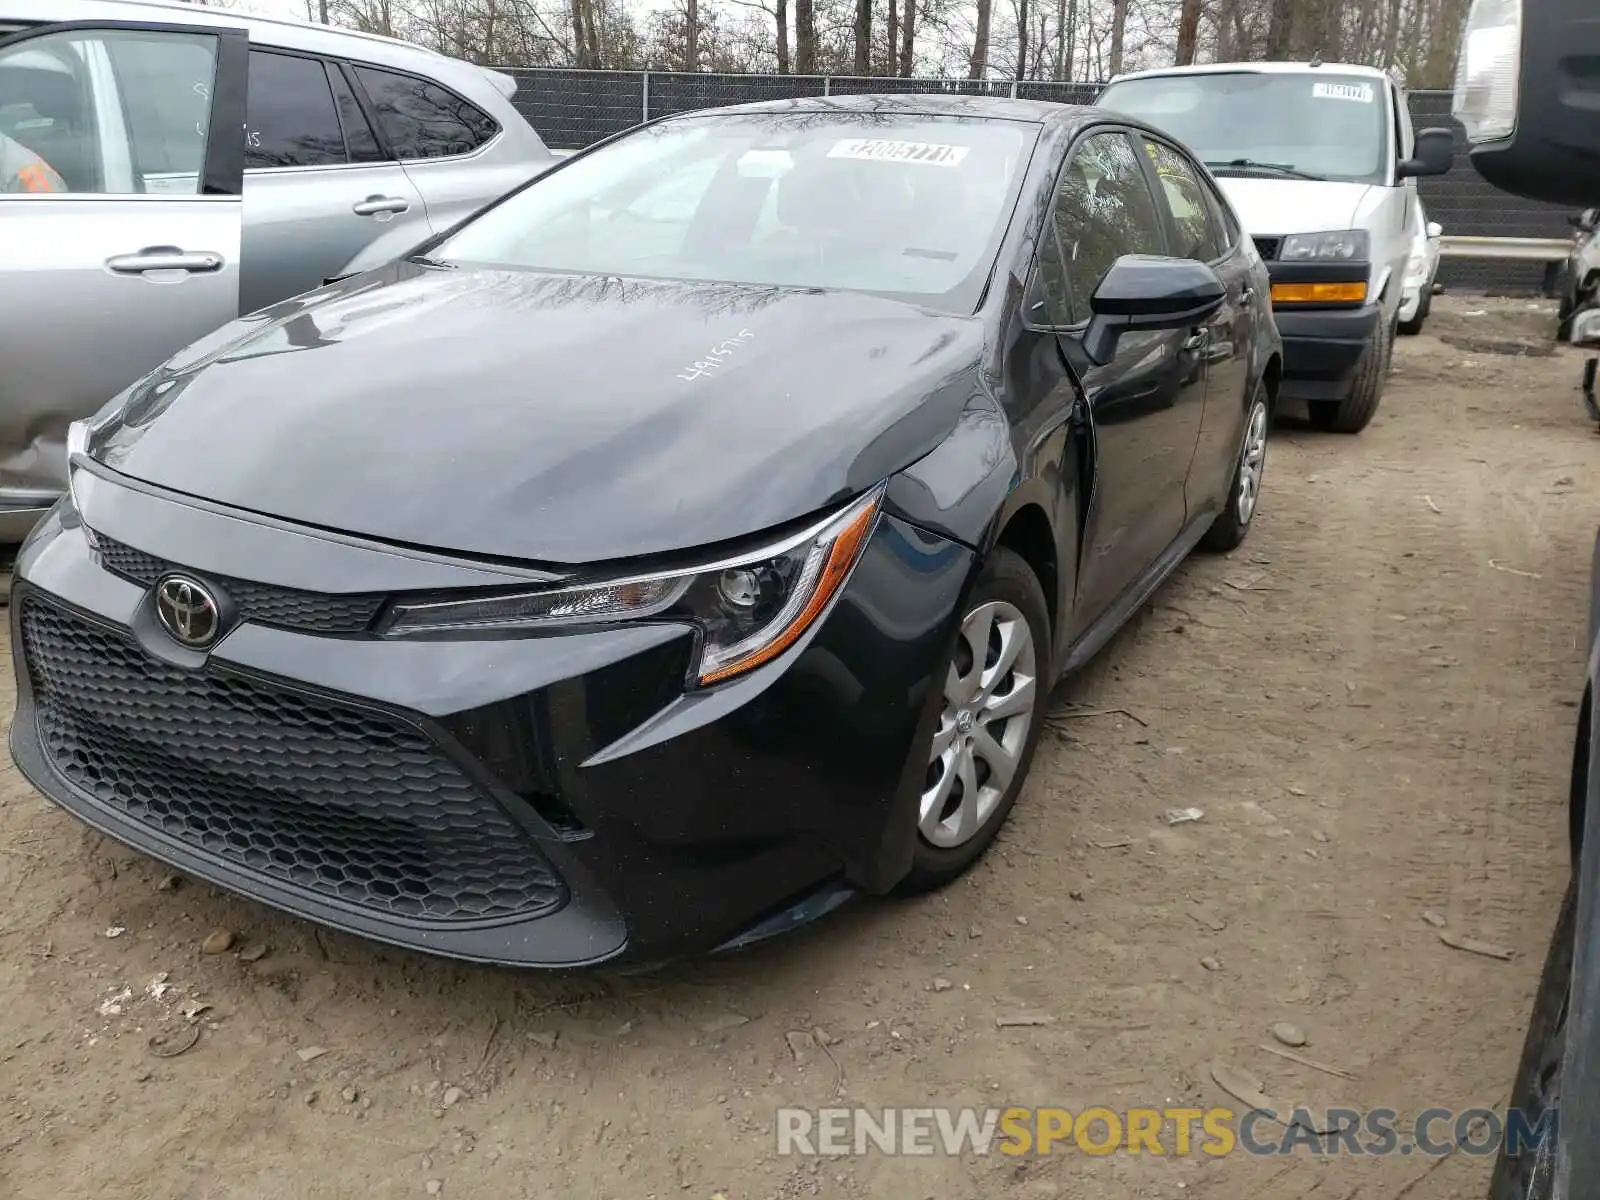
[
  {"left": 1239, "top": 287, "right": 1256, "bottom": 304},
  {"left": 353, "top": 195, "right": 411, "bottom": 216},
  {"left": 1181, "top": 329, "right": 1209, "bottom": 352},
  {"left": 106, "top": 247, "right": 223, "bottom": 275}
]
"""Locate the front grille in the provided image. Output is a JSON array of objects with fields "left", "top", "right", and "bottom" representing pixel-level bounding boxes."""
[
  {"left": 96, "top": 537, "right": 386, "bottom": 635},
  {"left": 21, "top": 597, "right": 565, "bottom": 924},
  {"left": 1252, "top": 236, "right": 1282, "bottom": 261}
]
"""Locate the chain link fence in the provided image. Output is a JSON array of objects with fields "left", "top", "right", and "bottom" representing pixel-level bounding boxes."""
[{"left": 500, "top": 68, "right": 1571, "bottom": 295}]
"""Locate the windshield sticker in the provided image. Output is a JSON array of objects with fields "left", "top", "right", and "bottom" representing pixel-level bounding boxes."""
[
  {"left": 676, "top": 329, "right": 755, "bottom": 382},
  {"left": 1312, "top": 81, "right": 1375, "bottom": 103},
  {"left": 827, "top": 139, "right": 970, "bottom": 167}
]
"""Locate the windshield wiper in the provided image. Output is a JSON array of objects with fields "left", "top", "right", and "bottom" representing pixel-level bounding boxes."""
[
  {"left": 1205, "top": 158, "right": 1325, "bottom": 182},
  {"left": 406, "top": 253, "right": 456, "bottom": 269}
]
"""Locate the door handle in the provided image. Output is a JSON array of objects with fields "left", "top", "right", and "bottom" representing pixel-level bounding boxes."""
[
  {"left": 353, "top": 195, "right": 411, "bottom": 216},
  {"left": 1182, "top": 329, "right": 1209, "bottom": 352},
  {"left": 106, "top": 247, "right": 223, "bottom": 275},
  {"left": 1239, "top": 287, "right": 1256, "bottom": 304}
]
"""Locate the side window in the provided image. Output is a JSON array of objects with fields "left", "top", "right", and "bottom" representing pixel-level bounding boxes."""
[
  {"left": 0, "top": 27, "right": 218, "bottom": 195},
  {"left": 326, "top": 63, "right": 383, "bottom": 163},
  {"left": 352, "top": 65, "right": 498, "bottom": 161},
  {"left": 1140, "top": 138, "right": 1222, "bottom": 262},
  {"left": 1051, "top": 131, "right": 1167, "bottom": 323},
  {"left": 246, "top": 50, "right": 346, "bottom": 169},
  {"left": 1199, "top": 176, "right": 1238, "bottom": 252}
]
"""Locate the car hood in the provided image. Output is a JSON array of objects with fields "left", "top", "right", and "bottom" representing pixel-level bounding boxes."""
[
  {"left": 1212, "top": 177, "right": 1375, "bottom": 237},
  {"left": 91, "top": 263, "right": 986, "bottom": 566}
]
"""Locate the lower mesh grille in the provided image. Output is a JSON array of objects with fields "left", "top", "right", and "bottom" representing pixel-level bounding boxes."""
[{"left": 21, "top": 596, "right": 565, "bottom": 924}]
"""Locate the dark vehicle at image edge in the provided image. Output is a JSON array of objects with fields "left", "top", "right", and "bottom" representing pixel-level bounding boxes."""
[
  {"left": 9, "top": 95, "right": 1280, "bottom": 968},
  {"left": 1462, "top": 0, "right": 1600, "bottom": 1196}
]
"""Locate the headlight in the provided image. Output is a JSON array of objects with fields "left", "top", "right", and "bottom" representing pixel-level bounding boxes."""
[
  {"left": 1452, "top": 0, "right": 1521, "bottom": 144},
  {"left": 1279, "top": 230, "right": 1369, "bottom": 261},
  {"left": 382, "top": 485, "right": 885, "bottom": 686}
]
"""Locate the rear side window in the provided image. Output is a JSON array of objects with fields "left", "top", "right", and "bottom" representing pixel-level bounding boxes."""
[
  {"left": 327, "top": 64, "right": 383, "bottom": 162},
  {"left": 353, "top": 65, "right": 498, "bottom": 160},
  {"left": 246, "top": 50, "right": 345, "bottom": 169}
]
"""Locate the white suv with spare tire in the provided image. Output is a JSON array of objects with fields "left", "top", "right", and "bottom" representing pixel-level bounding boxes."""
[{"left": 1097, "top": 61, "right": 1453, "bottom": 433}]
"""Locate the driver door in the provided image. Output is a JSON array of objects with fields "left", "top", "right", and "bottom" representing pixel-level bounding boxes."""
[{"left": 0, "top": 20, "right": 245, "bottom": 534}]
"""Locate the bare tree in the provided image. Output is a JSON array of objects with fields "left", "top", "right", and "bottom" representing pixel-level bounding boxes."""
[
  {"left": 1174, "top": 0, "right": 1201, "bottom": 64},
  {"left": 1014, "top": 0, "right": 1028, "bottom": 79},
  {"left": 899, "top": 0, "right": 916, "bottom": 74},
  {"left": 1106, "top": 0, "right": 1129, "bottom": 75},
  {"left": 968, "top": 0, "right": 992, "bottom": 77},
  {"left": 795, "top": 0, "right": 817, "bottom": 72},
  {"left": 853, "top": 0, "right": 870, "bottom": 72}
]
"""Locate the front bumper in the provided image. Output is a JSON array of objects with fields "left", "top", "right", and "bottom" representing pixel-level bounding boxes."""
[
  {"left": 9, "top": 469, "right": 973, "bottom": 967},
  {"left": 1263, "top": 259, "right": 1380, "bottom": 402},
  {"left": 1272, "top": 304, "right": 1382, "bottom": 402}
]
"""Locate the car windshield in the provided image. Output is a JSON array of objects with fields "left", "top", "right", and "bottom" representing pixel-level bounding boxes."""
[
  {"left": 430, "top": 111, "right": 1038, "bottom": 314},
  {"left": 1097, "top": 72, "right": 1390, "bottom": 185}
]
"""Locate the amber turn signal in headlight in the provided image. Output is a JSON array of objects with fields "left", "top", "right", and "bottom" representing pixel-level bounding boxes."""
[{"left": 1270, "top": 282, "right": 1369, "bottom": 304}]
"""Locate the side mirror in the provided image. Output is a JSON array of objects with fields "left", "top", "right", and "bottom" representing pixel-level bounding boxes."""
[
  {"left": 1427, "top": 221, "right": 1442, "bottom": 239},
  {"left": 1397, "top": 127, "right": 1455, "bottom": 179},
  {"left": 1082, "top": 255, "right": 1225, "bottom": 366}
]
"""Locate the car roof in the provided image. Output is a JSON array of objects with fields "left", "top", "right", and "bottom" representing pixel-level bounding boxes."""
[
  {"left": 4, "top": 0, "right": 520, "bottom": 98},
  {"left": 8, "top": 0, "right": 449, "bottom": 60},
  {"left": 1109, "top": 60, "right": 1392, "bottom": 85},
  {"left": 680, "top": 92, "right": 1106, "bottom": 131}
]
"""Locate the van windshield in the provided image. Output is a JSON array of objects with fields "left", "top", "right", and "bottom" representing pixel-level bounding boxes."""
[{"left": 1097, "top": 72, "right": 1391, "bottom": 185}]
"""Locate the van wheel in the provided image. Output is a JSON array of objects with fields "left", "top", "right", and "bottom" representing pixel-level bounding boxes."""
[{"left": 1309, "top": 319, "right": 1391, "bottom": 434}]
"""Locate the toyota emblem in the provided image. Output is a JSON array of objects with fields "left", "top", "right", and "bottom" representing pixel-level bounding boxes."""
[{"left": 154, "top": 575, "right": 221, "bottom": 648}]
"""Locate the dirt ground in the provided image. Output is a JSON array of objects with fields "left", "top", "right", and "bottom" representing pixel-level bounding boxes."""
[{"left": 1, "top": 294, "right": 1595, "bottom": 1200}]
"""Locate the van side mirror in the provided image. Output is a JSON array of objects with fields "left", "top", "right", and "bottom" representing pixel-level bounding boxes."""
[
  {"left": 1081, "top": 255, "right": 1225, "bottom": 366},
  {"left": 1427, "top": 221, "right": 1442, "bottom": 239},
  {"left": 1398, "top": 128, "right": 1455, "bottom": 179}
]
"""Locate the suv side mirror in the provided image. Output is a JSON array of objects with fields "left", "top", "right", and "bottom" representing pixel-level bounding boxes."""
[
  {"left": 1398, "top": 127, "right": 1455, "bottom": 179},
  {"left": 1082, "top": 255, "right": 1225, "bottom": 366}
]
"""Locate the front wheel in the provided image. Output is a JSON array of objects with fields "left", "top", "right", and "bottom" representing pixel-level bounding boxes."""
[
  {"left": 1309, "top": 318, "right": 1391, "bottom": 434},
  {"left": 896, "top": 547, "right": 1051, "bottom": 895},
  {"left": 1200, "top": 380, "right": 1269, "bottom": 553}
]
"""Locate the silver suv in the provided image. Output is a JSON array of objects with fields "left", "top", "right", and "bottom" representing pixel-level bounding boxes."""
[{"left": 0, "top": 0, "right": 555, "bottom": 539}]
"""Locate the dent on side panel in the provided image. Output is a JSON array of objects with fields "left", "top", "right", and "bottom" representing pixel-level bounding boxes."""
[{"left": 883, "top": 386, "right": 1016, "bottom": 550}]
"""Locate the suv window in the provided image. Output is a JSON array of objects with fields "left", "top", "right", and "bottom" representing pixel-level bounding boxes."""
[
  {"left": 1140, "top": 137, "right": 1223, "bottom": 262},
  {"left": 246, "top": 50, "right": 345, "bottom": 169},
  {"left": 0, "top": 27, "right": 218, "bottom": 195},
  {"left": 353, "top": 65, "right": 497, "bottom": 160},
  {"left": 327, "top": 64, "right": 383, "bottom": 162},
  {"left": 1050, "top": 130, "right": 1168, "bottom": 322}
]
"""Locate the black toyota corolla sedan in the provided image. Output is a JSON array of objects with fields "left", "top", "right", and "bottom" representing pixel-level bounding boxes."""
[{"left": 10, "top": 96, "right": 1280, "bottom": 968}]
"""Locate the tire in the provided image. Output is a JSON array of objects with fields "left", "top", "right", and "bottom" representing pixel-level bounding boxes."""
[
  {"left": 1488, "top": 877, "right": 1574, "bottom": 1200},
  {"left": 896, "top": 546, "right": 1051, "bottom": 895},
  {"left": 1200, "top": 378, "right": 1269, "bottom": 553},
  {"left": 1398, "top": 288, "right": 1430, "bottom": 336},
  {"left": 1309, "top": 317, "right": 1391, "bottom": 434}
]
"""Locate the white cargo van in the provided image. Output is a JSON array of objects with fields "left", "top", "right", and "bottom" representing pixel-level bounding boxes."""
[{"left": 1097, "top": 62, "right": 1454, "bottom": 433}]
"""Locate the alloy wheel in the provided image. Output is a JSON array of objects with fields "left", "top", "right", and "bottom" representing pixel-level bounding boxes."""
[
  {"left": 921, "top": 600, "right": 1038, "bottom": 849},
  {"left": 1237, "top": 396, "right": 1269, "bottom": 526}
]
